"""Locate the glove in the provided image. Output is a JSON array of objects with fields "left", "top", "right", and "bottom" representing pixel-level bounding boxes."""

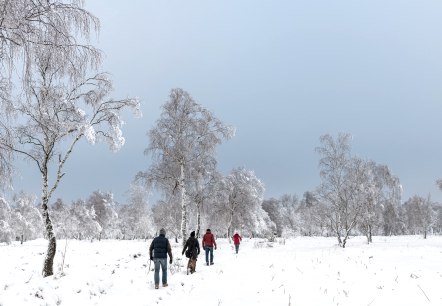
[
  {"left": 150, "top": 256, "right": 153, "bottom": 261},
  {"left": 198, "top": 250, "right": 200, "bottom": 255},
  {"left": 215, "top": 246, "right": 217, "bottom": 250},
  {"left": 169, "top": 258, "right": 172, "bottom": 264},
  {"left": 182, "top": 251, "right": 184, "bottom": 255}
]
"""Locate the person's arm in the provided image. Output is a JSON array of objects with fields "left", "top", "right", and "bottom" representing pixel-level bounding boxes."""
[
  {"left": 213, "top": 235, "right": 217, "bottom": 249},
  {"left": 167, "top": 240, "right": 173, "bottom": 263},
  {"left": 181, "top": 240, "right": 188, "bottom": 255},
  {"left": 149, "top": 241, "right": 154, "bottom": 260},
  {"left": 196, "top": 240, "right": 200, "bottom": 254}
]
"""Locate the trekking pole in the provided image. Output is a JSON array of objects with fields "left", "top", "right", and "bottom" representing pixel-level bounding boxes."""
[{"left": 146, "top": 259, "right": 152, "bottom": 276}]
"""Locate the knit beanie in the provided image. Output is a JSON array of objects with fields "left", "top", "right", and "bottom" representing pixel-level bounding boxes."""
[
  {"left": 190, "top": 231, "right": 195, "bottom": 237},
  {"left": 159, "top": 228, "right": 166, "bottom": 236}
]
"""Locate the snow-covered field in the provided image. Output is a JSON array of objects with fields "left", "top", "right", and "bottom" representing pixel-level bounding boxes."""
[{"left": 1, "top": 236, "right": 441, "bottom": 306}]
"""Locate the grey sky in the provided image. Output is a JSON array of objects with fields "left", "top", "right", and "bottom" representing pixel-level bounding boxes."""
[{"left": 13, "top": 0, "right": 442, "bottom": 204}]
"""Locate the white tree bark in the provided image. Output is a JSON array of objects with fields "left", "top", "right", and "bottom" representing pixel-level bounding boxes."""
[{"left": 180, "top": 161, "right": 187, "bottom": 246}]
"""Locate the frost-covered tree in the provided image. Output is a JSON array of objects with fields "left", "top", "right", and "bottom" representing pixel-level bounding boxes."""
[
  {"left": 279, "top": 194, "right": 303, "bottom": 236},
  {"left": 11, "top": 192, "right": 43, "bottom": 243},
  {"left": 316, "top": 133, "right": 352, "bottom": 246},
  {"left": 50, "top": 198, "right": 74, "bottom": 239},
  {"left": 381, "top": 200, "right": 405, "bottom": 236},
  {"left": 0, "top": 0, "right": 101, "bottom": 189},
  {"left": 0, "top": 0, "right": 140, "bottom": 277},
  {"left": 433, "top": 203, "right": 442, "bottom": 234},
  {"left": 139, "top": 88, "right": 234, "bottom": 246},
  {"left": 86, "top": 191, "right": 119, "bottom": 240},
  {"left": 213, "top": 167, "right": 269, "bottom": 238},
  {"left": 1, "top": 62, "right": 139, "bottom": 275},
  {"left": 262, "top": 194, "right": 301, "bottom": 237},
  {"left": 70, "top": 199, "right": 101, "bottom": 240},
  {"left": 299, "top": 191, "right": 328, "bottom": 236},
  {"left": 403, "top": 195, "right": 435, "bottom": 238},
  {"left": 316, "top": 133, "right": 368, "bottom": 248},
  {"left": 262, "top": 198, "right": 283, "bottom": 236},
  {"left": 357, "top": 161, "right": 401, "bottom": 243},
  {"left": 118, "top": 184, "right": 154, "bottom": 239},
  {"left": 151, "top": 197, "right": 182, "bottom": 242},
  {"left": 187, "top": 167, "right": 222, "bottom": 238},
  {"left": 0, "top": 197, "right": 13, "bottom": 243}
]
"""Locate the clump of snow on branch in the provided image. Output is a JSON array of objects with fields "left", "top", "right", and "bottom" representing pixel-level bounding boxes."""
[{"left": 82, "top": 125, "right": 96, "bottom": 145}]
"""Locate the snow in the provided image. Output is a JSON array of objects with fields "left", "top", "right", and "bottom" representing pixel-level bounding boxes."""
[{"left": 1, "top": 236, "right": 441, "bottom": 306}]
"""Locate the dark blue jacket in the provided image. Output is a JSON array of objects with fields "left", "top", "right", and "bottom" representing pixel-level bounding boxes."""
[{"left": 149, "top": 234, "right": 172, "bottom": 259}]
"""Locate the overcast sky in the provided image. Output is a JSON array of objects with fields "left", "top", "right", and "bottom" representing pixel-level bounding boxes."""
[{"left": 13, "top": 0, "right": 442, "bottom": 204}]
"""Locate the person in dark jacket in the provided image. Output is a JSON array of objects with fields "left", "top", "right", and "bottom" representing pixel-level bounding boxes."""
[
  {"left": 149, "top": 228, "right": 173, "bottom": 289},
  {"left": 182, "top": 231, "right": 200, "bottom": 274},
  {"left": 202, "top": 228, "right": 217, "bottom": 265}
]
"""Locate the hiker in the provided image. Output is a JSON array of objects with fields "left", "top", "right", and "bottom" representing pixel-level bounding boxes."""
[
  {"left": 232, "top": 232, "right": 242, "bottom": 254},
  {"left": 149, "top": 228, "right": 173, "bottom": 289},
  {"left": 202, "top": 228, "right": 217, "bottom": 265},
  {"left": 182, "top": 231, "right": 200, "bottom": 274}
]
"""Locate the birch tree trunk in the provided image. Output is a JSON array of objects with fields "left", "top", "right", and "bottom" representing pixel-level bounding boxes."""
[
  {"left": 41, "top": 168, "right": 56, "bottom": 277},
  {"left": 368, "top": 224, "right": 372, "bottom": 243},
  {"left": 195, "top": 175, "right": 203, "bottom": 238},
  {"left": 180, "top": 162, "right": 187, "bottom": 247},
  {"left": 196, "top": 201, "right": 201, "bottom": 238},
  {"left": 227, "top": 200, "right": 235, "bottom": 243}
]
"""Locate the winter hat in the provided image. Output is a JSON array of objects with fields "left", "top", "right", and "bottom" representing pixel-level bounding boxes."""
[
  {"left": 190, "top": 231, "right": 195, "bottom": 237},
  {"left": 159, "top": 228, "right": 166, "bottom": 236},
  {"left": 206, "top": 229, "right": 211, "bottom": 232}
]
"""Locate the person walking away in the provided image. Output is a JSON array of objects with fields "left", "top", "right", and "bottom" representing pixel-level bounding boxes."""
[
  {"left": 232, "top": 232, "right": 242, "bottom": 254},
  {"left": 182, "top": 231, "right": 200, "bottom": 274},
  {"left": 149, "top": 228, "right": 173, "bottom": 289},
  {"left": 202, "top": 228, "right": 217, "bottom": 265}
]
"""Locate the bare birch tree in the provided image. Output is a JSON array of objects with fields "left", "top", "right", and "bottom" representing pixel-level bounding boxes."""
[{"left": 139, "top": 88, "right": 234, "bottom": 246}]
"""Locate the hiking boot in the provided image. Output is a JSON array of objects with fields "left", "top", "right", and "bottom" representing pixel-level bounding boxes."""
[
  {"left": 155, "top": 284, "right": 159, "bottom": 289},
  {"left": 210, "top": 262, "right": 214, "bottom": 265},
  {"left": 163, "top": 283, "right": 168, "bottom": 287},
  {"left": 206, "top": 262, "right": 209, "bottom": 266}
]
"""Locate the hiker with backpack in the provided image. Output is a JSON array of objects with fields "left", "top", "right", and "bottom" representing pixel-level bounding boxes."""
[
  {"left": 182, "top": 231, "right": 200, "bottom": 274},
  {"left": 149, "top": 228, "right": 173, "bottom": 289},
  {"left": 232, "top": 232, "right": 242, "bottom": 254},
  {"left": 202, "top": 228, "right": 217, "bottom": 265}
]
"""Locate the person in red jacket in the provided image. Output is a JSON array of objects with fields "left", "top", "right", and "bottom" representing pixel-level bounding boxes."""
[
  {"left": 202, "top": 228, "right": 217, "bottom": 265},
  {"left": 232, "top": 232, "right": 242, "bottom": 254}
]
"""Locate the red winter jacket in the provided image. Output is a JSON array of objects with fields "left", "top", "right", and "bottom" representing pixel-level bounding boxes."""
[
  {"left": 232, "top": 233, "right": 242, "bottom": 245},
  {"left": 202, "top": 230, "right": 217, "bottom": 248}
]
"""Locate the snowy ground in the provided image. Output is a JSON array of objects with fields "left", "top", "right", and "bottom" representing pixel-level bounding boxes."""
[{"left": 1, "top": 235, "right": 441, "bottom": 306}]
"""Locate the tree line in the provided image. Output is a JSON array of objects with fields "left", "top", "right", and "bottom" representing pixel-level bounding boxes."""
[{"left": 2, "top": 130, "right": 442, "bottom": 249}]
